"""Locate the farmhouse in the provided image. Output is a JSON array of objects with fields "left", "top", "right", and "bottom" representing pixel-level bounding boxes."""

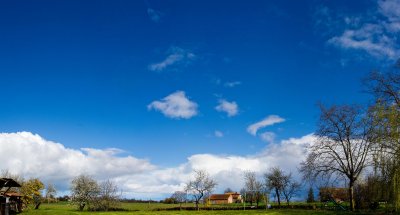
[
  {"left": 0, "top": 178, "right": 23, "bottom": 215},
  {"left": 208, "top": 192, "right": 242, "bottom": 204},
  {"left": 225, "top": 192, "right": 242, "bottom": 203}
]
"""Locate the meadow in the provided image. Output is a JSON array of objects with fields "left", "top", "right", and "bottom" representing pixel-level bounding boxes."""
[{"left": 21, "top": 202, "right": 380, "bottom": 215}]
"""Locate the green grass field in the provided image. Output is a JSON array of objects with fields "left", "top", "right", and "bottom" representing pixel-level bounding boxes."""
[{"left": 20, "top": 202, "right": 379, "bottom": 215}]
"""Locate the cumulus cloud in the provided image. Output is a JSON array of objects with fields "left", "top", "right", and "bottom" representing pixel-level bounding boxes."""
[
  {"left": 0, "top": 131, "right": 316, "bottom": 199},
  {"left": 247, "top": 115, "right": 285, "bottom": 136},
  {"left": 148, "top": 91, "right": 198, "bottom": 119},
  {"left": 214, "top": 130, "right": 224, "bottom": 138},
  {"left": 215, "top": 99, "right": 239, "bottom": 117},
  {"left": 0, "top": 132, "right": 155, "bottom": 190},
  {"left": 148, "top": 47, "right": 195, "bottom": 72},
  {"left": 327, "top": 0, "right": 400, "bottom": 60}
]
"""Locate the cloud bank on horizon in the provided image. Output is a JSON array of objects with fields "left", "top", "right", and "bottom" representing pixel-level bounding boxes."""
[{"left": 0, "top": 131, "right": 315, "bottom": 199}]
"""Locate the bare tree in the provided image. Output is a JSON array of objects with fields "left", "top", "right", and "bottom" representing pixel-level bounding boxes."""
[
  {"left": 264, "top": 167, "right": 285, "bottom": 207},
  {"left": 281, "top": 174, "right": 301, "bottom": 206},
  {"left": 185, "top": 170, "right": 217, "bottom": 210},
  {"left": 243, "top": 171, "right": 263, "bottom": 207},
  {"left": 365, "top": 69, "right": 400, "bottom": 108},
  {"left": 94, "top": 180, "right": 121, "bottom": 211},
  {"left": 171, "top": 191, "right": 187, "bottom": 210},
  {"left": 300, "top": 104, "right": 374, "bottom": 211}
]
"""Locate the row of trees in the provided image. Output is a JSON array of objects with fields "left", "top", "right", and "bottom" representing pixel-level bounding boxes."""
[
  {"left": 241, "top": 168, "right": 300, "bottom": 208},
  {"left": 300, "top": 64, "right": 400, "bottom": 211},
  {"left": 171, "top": 168, "right": 301, "bottom": 210}
]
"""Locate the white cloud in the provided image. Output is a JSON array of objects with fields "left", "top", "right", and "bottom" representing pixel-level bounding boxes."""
[
  {"left": 0, "top": 132, "right": 155, "bottom": 190},
  {"left": 148, "top": 47, "right": 195, "bottom": 72},
  {"left": 379, "top": 0, "right": 400, "bottom": 24},
  {"left": 247, "top": 115, "right": 285, "bottom": 136},
  {"left": 328, "top": 24, "right": 397, "bottom": 59},
  {"left": 215, "top": 99, "right": 239, "bottom": 117},
  {"left": 147, "top": 8, "right": 162, "bottom": 23},
  {"left": 148, "top": 91, "right": 198, "bottom": 119},
  {"left": 0, "top": 131, "right": 316, "bottom": 199},
  {"left": 224, "top": 81, "right": 241, "bottom": 88},
  {"left": 327, "top": 0, "right": 400, "bottom": 60},
  {"left": 214, "top": 130, "right": 224, "bottom": 138},
  {"left": 259, "top": 131, "right": 276, "bottom": 144}
]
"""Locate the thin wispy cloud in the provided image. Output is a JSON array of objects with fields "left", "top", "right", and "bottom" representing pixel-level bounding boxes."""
[
  {"left": 259, "top": 131, "right": 276, "bottom": 144},
  {"left": 247, "top": 115, "right": 285, "bottom": 136},
  {"left": 215, "top": 99, "right": 239, "bottom": 117},
  {"left": 147, "top": 8, "right": 162, "bottom": 23},
  {"left": 148, "top": 91, "right": 198, "bottom": 119},
  {"left": 224, "top": 81, "right": 241, "bottom": 88},
  {"left": 214, "top": 130, "right": 224, "bottom": 138},
  {"left": 148, "top": 47, "right": 195, "bottom": 72},
  {"left": 327, "top": 0, "right": 400, "bottom": 60}
]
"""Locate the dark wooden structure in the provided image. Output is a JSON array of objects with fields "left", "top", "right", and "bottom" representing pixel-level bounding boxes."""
[
  {"left": 0, "top": 178, "right": 22, "bottom": 215},
  {"left": 319, "top": 187, "right": 349, "bottom": 202}
]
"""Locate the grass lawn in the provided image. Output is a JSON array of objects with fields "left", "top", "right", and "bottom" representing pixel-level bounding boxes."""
[{"left": 20, "top": 202, "right": 376, "bottom": 215}]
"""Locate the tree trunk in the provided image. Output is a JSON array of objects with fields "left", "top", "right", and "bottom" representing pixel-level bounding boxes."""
[
  {"left": 394, "top": 168, "right": 400, "bottom": 212},
  {"left": 256, "top": 194, "right": 260, "bottom": 208},
  {"left": 79, "top": 203, "right": 85, "bottom": 211},
  {"left": 195, "top": 201, "right": 199, "bottom": 211},
  {"left": 34, "top": 202, "right": 41, "bottom": 209},
  {"left": 349, "top": 180, "right": 355, "bottom": 211},
  {"left": 275, "top": 189, "right": 281, "bottom": 208}
]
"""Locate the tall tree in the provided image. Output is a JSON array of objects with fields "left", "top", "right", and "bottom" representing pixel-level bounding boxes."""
[
  {"left": 185, "top": 170, "right": 217, "bottom": 210},
  {"left": 300, "top": 104, "right": 374, "bottom": 211},
  {"left": 264, "top": 167, "right": 299, "bottom": 207},
  {"left": 366, "top": 68, "right": 400, "bottom": 210}
]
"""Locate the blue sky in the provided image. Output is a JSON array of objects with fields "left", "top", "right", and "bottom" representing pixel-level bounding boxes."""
[{"left": 0, "top": 0, "right": 399, "bottom": 198}]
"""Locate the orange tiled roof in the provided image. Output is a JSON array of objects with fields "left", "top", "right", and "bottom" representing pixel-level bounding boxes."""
[{"left": 209, "top": 194, "right": 231, "bottom": 200}]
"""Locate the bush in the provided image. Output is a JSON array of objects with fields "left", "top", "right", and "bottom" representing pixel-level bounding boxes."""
[{"left": 369, "top": 202, "right": 379, "bottom": 210}]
